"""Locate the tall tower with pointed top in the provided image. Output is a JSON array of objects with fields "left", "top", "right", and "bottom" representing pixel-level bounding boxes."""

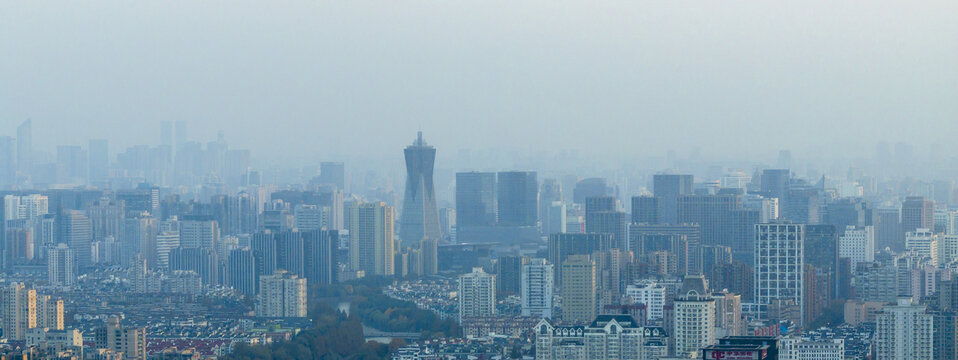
[{"left": 400, "top": 132, "right": 441, "bottom": 245}]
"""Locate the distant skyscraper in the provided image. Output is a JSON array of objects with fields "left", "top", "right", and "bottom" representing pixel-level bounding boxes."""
[
  {"left": 303, "top": 230, "right": 338, "bottom": 285},
  {"left": 400, "top": 132, "right": 441, "bottom": 245},
  {"left": 228, "top": 248, "right": 258, "bottom": 297},
  {"left": 539, "top": 179, "right": 562, "bottom": 231},
  {"left": 0, "top": 136, "right": 13, "bottom": 186},
  {"left": 497, "top": 171, "right": 538, "bottom": 226},
  {"left": 761, "top": 169, "right": 790, "bottom": 201},
  {"left": 161, "top": 121, "right": 173, "bottom": 149},
  {"left": 496, "top": 255, "right": 526, "bottom": 296},
  {"left": 631, "top": 196, "right": 659, "bottom": 224},
  {"left": 319, "top": 162, "right": 345, "bottom": 191},
  {"left": 250, "top": 232, "right": 278, "bottom": 277},
  {"left": 678, "top": 192, "right": 759, "bottom": 263},
  {"left": 588, "top": 211, "right": 628, "bottom": 250},
  {"left": 61, "top": 210, "right": 92, "bottom": 269},
  {"left": 573, "top": 178, "right": 612, "bottom": 204},
  {"left": 174, "top": 121, "right": 187, "bottom": 150},
  {"left": 902, "top": 196, "right": 934, "bottom": 238},
  {"left": 542, "top": 201, "right": 566, "bottom": 236},
  {"left": 56, "top": 145, "right": 88, "bottom": 184},
  {"left": 456, "top": 172, "right": 497, "bottom": 227},
  {"left": 459, "top": 267, "right": 496, "bottom": 322},
  {"left": 754, "top": 222, "right": 805, "bottom": 326},
  {"left": 17, "top": 119, "right": 31, "bottom": 175},
  {"left": 89, "top": 197, "right": 124, "bottom": 244},
  {"left": 875, "top": 207, "right": 902, "bottom": 251},
  {"left": 88, "top": 139, "right": 109, "bottom": 183},
  {"left": 653, "top": 174, "right": 693, "bottom": 224},
  {"left": 561, "top": 254, "right": 596, "bottom": 324},
  {"left": 547, "top": 233, "right": 614, "bottom": 285},
  {"left": 420, "top": 237, "right": 438, "bottom": 275},
  {"left": 521, "top": 259, "right": 553, "bottom": 318}
]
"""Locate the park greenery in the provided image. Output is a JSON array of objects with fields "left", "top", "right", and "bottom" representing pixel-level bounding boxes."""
[{"left": 223, "top": 276, "right": 459, "bottom": 360}]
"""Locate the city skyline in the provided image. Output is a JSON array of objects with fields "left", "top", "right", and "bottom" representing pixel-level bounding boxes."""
[{"left": 1, "top": 1, "right": 956, "bottom": 359}]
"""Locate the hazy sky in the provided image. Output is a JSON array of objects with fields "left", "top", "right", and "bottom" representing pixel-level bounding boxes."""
[{"left": 2, "top": 1, "right": 956, "bottom": 165}]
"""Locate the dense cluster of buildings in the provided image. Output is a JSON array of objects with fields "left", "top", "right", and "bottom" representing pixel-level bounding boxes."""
[{"left": 3, "top": 122, "right": 958, "bottom": 360}]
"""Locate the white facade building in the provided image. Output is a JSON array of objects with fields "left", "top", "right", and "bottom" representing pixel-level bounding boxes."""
[
  {"left": 905, "top": 228, "right": 939, "bottom": 267},
  {"left": 459, "top": 267, "right": 496, "bottom": 322},
  {"left": 625, "top": 280, "right": 665, "bottom": 321},
  {"left": 521, "top": 259, "right": 554, "bottom": 319},
  {"left": 838, "top": 225, "right": 874, "bottom": 270},
  {"left": 256, "top": 270, "right": 307, "bottom": 318},
  {"left": 754, "top": 222, "right": 804, "bottom": 326},
  {"left": 875, "top": 298, "right": 934, "bottom": 360},
  {"left": 673, "top": 275, "right": 715, "bottom": 358}
]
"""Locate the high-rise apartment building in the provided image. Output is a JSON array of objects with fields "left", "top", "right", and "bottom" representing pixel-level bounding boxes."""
[
  {"left": 95, "top": 317, "right": 147, "bottom": 360},
  {"left": 178, "top": 217, "right": 219, "bottom": 249},
  {"left": 561, "top": 254, "right": 596, "bottom": 324},
  {"left": 47, "top": 244, "right": 76, "bottom": 287},
  {"left": 1, "top": 282, "right": 37, "bottom": 340},
  {"left": 754, "top": 222, "right": 805, "bottom": 326},
  {"left": 400, "top": 132, "right": 441, "bottom": 245},
  {"left": 458, "top": 267, "right": 496, "bottom": 322},
  {"left": 256, "top": 270, "right": 308, "bottom": 318},
  {"left": 673, "top": 275, "right": 716, "bottom": 358},
  {"left": 875, "top": 298, "right": 934, "bottom": 360},
  {"left": 1, "top": 283, "right": 63, "bottom": 340},
  {"left": 350, "top": 202, "right": 395, "bottom": 276},
  {"left": 625, "top": 280, "right": 665, "bottom": 322},
  {"left": 521, "top": 259, "right": 553, "bottom": 319}
]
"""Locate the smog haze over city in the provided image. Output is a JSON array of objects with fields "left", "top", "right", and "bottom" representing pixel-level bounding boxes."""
[
  {"left": 3, "top": 1, "right": 957, "bottom": 167},
  {"left": 0, "top": 1, "right": 957, "bottom": 360}
]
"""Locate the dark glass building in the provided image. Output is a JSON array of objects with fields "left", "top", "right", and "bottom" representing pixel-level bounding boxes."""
[{"left": 400, "top": 132, "right": 441, "bottom": 244}]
